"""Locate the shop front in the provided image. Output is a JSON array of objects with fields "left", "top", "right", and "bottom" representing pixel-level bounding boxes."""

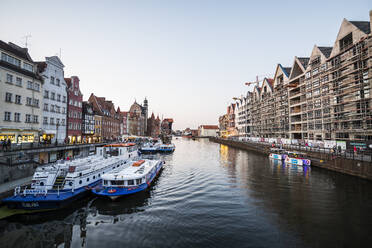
[{"left": 0, "top": 130, "right": 38, "bottom": 143}]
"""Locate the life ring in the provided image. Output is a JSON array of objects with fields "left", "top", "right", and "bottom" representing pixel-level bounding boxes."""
[{"left": 108, "top": 189, "right": 117, "bottom": 193}]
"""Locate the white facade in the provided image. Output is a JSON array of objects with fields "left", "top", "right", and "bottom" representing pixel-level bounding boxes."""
[
  {"left": 0, "top": 42, "right": 43, "bottom": 143},
  {"left": 199, "top": 126, "right": 219, "bottom": 137},
  {"left": 39, "top": 56, "right": 67, "bottom": 143}
]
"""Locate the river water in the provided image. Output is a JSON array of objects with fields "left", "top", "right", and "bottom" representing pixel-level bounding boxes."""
[{"left": 1, "top": 138, "right": 372, "bottom": 248}]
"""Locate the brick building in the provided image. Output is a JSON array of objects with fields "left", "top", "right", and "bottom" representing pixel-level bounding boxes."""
[{"left": 65, "top": 76, "right": 83, "bottom": 143}]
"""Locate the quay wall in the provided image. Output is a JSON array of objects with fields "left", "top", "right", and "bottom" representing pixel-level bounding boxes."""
[{"left": 209, "top": 137, "right": 372, "bottom": 181}]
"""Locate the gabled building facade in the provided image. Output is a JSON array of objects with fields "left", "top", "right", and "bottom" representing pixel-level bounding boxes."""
[
  {"left": 37, "top": 56, "right": 67, "bottom": 144},
  {"left": 0, "top": 41, "right": 43, "bottom": 143},
  {"left": 65, "top": 76, "right": 83, "bottom": 143}
]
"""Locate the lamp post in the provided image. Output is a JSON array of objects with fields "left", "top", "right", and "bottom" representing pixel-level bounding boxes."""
[{"left": 56, "top": 122, "right": 60, "bottom": 146}]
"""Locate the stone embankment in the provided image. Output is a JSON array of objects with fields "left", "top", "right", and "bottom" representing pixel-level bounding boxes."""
[{"left": 209, "top": 137, "right": 372, "bottom": 181}]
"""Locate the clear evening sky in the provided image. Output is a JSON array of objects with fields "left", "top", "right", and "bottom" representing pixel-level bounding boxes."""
[{"left": 1, "top": 0, "right": 370, "bottom": 130}]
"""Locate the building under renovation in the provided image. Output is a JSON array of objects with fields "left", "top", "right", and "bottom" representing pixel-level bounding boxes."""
[{"left": 226, "top": 11, "right": 372, "bottom": 142}]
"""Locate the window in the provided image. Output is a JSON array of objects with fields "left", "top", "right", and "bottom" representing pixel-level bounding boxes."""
[
  {"left": 62, "top": 107, "right": 66, "bottom": 114},
  {"left": 16, "top": 77, "right": 22, "bottom": 86},
  {"left": 57, "top": 94, "right": 61, "bottom": 102},
  {"left": 69, "top": 99, "right": 73, "bottom": 105},
  {"left": 33, "top": 116, "right": 38, "bottom": 123},
  {"left": 56, "top": 118, "right": 60, "bottom": 124},
  {"left": 27, "top": 81, "right": 33, "bottom": 89},
  {"left": 51, "top": 92, "right": 55, "bottom": 100},
  {"left": 5, "top": 92, "right": 12, "bottom": 102},
  {"left": 6, "top": 74, "right": 13, "bottom": 83},
  {"left": 127, "top": 180, "right": 134, "bottom": 186},
  {"left": 25, "top": 114, "right": 31, "bottom": 123},
  {"left": 312, "top": 68, "right": 319, "bottom": 76},
  {"left": 4, "top": 112, "right": 11, "bottom": 121},
  {"left": 23, "top": 63, "right": 33, "bottom": 72},
  {"left": 44, "top": 90, "right": 49, "bottom": 99},
  {"left": 50, "top": 118, "right": 54, "bottom": 125},
  {"left": 33, "top": 99, "right": 39, "bottom": 107},
  {"left": 15, "top": 95, "right": 21, "bottom": 104},
  {"left": 34, "top": 83, "right": 40, "bottom": 91},
  {"left": 14, "top": 113, "right": 20, "bottom": 122},
  {"left": 50, "top": 105, "right": 55, "bottom": 112},
  {"left": 313, "top": 79, "right": 320, "bottom": 88},
  {"left": 56, "top": 78, "right": 60, "bottom": 86},
  {"left": 26, "top": 97, "right": 32, "bottom": 105},
  {"left": 1, "top": 53, "right": 21, "bottom": 67},
  {"left": 61, "top": 119, "right": 65, "bottom": 125},
  {"left": 305, "top": 71, "right": 311, "bottom": 79},
  {"left": 340, "top": 33, "right": 353, "bottom": 51},
  {"left": 44, "top": 103, "right": 48, "bottom": 111},
  {"left": 63, "top": 96, "right": 66, "bottom": 103},
  {"left": 50, "top": 76, "right": 55, "bottom": 84},
  {"left": 43, "top": 117, "right": 48, "bottom": 124},
  {"left": 136, "top": 179, "right": 142, "bottom": 185}
]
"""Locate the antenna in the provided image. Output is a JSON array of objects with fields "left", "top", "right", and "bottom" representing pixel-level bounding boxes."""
[{"left": 22, "top": 34, "right": 32, "bottom": 48}]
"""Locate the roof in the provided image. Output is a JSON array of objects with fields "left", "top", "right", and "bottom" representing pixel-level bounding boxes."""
[
  {"left": 297, "top": 57, "right": 310, "bottom": 69},
  {"left": 283, "top": 67, "right": 291, "bottom": 77},
  {"left": 0, "top": 40, "right": 33, "bottom": 62},
  {"left": 318, "top": 46, "right": 333, "bottom": 58},
  {"left": 64, "top": 78, "right": 72, "bottom": 88},
  {"left": 164, "top": 118, "right": 173, "bottom": 123},
  {"left": 200, "top": 125, "right": 219, "bottom": 129},
  {"left": 267, "top": 78, "right": 274, "bottom": 88},
  {"left": 350, "top": 21, "right": 371, "bottom": 34},
  {"left": 36, "top": 61, "right": 47, "bottom": 73}
]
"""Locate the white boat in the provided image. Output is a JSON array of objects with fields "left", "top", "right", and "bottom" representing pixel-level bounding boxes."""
[
  {"left": 159, "top": 143, "right": 175, "bottom": 153},
  {"left": 140, "top": 140, "right": 162, "bottom": 153},
  {"left": 92, "top": 159, "right": 164, "bottom": 200},
  {"left": 3, "top": 143, "right": 139, "bottom": 210}
]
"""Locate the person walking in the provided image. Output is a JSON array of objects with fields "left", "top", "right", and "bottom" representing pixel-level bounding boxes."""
[{"left": 7, "top": 138, "right": 11, "bottom": 151}]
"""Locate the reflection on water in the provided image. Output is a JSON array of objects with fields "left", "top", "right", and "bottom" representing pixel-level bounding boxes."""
[{"left": 1, "top": 138, "right": 372, "bottom": 248}]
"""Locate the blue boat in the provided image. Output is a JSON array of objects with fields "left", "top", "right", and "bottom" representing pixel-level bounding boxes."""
[
  {"left": 92, "top": 159, "right": 164, "bottom": 200},
  {"left": 140, "top": 140, "right": 161, "bottom": 154},
  {"left": 159, "top": 143, "right": 176, "bottom": 153},
  {"left": 3, "top": 143, "right": 138, "bottom": 210}
]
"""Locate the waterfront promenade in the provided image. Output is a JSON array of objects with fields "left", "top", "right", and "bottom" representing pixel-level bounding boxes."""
[{"left": 210, "top": 137, "right": 372, "bottom": 180}]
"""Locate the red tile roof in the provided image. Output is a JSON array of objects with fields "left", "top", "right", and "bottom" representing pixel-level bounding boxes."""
[{"left": 200, "top": 125, "right": 219, "bottom": 129}]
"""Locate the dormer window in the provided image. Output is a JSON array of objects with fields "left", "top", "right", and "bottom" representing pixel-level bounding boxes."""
[
  {"left": 340, "top": 33, "right": 353, "bottom": 51},
  {"left": 23, "top": 62, "right": 33, "bottom": 72},
  {"left": 1, "top": 53, "right": 21, "bottom": 67}
]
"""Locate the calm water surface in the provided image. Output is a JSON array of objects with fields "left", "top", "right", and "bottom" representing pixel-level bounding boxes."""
[{"left": 1, "top": 138, "right": 372, "bottom": 248}]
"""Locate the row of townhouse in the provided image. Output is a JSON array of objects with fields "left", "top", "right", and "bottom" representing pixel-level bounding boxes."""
[
  {"left": 0, "top": 39, "right": 154, "bottom": 144},
  {"left": 220, "top": 11, "right": 372, "bottom": 143}
]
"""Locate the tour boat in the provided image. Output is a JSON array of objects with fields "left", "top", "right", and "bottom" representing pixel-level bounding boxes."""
[
  {"left": 3, "top": 143, "right": 139, "bottom": 210},
  {"left": 158, "top": 143, "right": 175, "bottom": 153},
  {"left": 269, "top": 148, "right": 286, "bottom": 160},
  {"left": 140, "top": 141, "right": 161, "bottom": 154},
  {"left": 269, "top": 149, "right": 311, "bottom": 166},
  {"left": 91, "top": 159, "right": 164, "bottom": 200},
  {"left": 283, "top": 152, "right": 311, "bottom": 166}
]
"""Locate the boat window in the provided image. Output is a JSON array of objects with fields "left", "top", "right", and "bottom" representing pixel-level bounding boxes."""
[
  {"left": 117, "top": 164, "right": 119, "bottom": 168},
  {"left": 40, "top": 182, "right": 44, "bottom": 186},
  {"left": 104, "top": 180, "right": 108, "bottom": 185},
  {"left": 69, "top": 182, "right": 73, "bottom": 186},
  {"left": 136, "top": 179, "right": 142, "bottom": 185},
  {"left": 127, "top": 180, "right": 134, "bottom": 186},
  {"left": 79, "top": 180, "right": 82, "bottom": 184},
  {"left": 87, "top": 177, "right": 90, "bottom": 182},
  {"left": 93, "top": 175, "right": 96, "bottom": 179},
  {"left": 79, "top": 172, "right": 82, "bottom": 176}
]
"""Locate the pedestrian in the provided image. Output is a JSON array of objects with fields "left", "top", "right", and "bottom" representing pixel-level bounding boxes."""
[{"left": 7, "top": 138, "right": 11, "bottom": 151}]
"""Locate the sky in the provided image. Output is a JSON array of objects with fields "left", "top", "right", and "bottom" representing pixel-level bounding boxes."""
[{"left": 0, "top": 0, "right": 371, "bottom": 130}]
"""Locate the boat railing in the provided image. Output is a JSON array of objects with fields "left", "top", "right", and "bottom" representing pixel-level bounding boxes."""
[{"left": 14, "top": 183, "right": 76, "bottom": 197}]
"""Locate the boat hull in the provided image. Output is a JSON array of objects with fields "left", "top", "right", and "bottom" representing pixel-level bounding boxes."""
[
  {"left": 269, "top": 153, "right": 283, "bottom": 160},
  {"left": 2, "top": 180, "right": 100, "bottom": 210}
]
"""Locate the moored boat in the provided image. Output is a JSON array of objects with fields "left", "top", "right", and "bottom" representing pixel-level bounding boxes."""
[
  {"left": 140, "top": 140, "right": 161, "bottom": 154},
  {"left": 3, "top": 143, "right": 139, "bottom": 210},
  {"left": 158, "top": 143, "right": 175, "bottom": 153},
  {"left": 91, "top": 159, "right": 164, "bottom": 200}
]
